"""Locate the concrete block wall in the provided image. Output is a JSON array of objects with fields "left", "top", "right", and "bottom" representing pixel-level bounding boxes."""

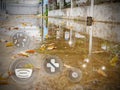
[
  {"left": 18, "top": 0, "right": 40, "bottom": 4},
  {"left": 6, "top": 0, "right": 40, "bottom": 14},
  {"left": 48, "top": 3, "right": 120, "bottom": 23},
  {"left": 48, "top": 18, "right": 120, "bottom": 42},
  {"left": 93, "top": 3, "right": 120, "bottom": 22},
  {"left": 6, "top": 0, "right": 40, "bottom": 4},
  {"left": 6, "top": 3, "right": 39, "bottom": 15}
]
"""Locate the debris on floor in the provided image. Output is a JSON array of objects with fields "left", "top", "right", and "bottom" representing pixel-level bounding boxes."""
[
  {"left": 26, "top": 50, "right": 36, "bottom": 54},
  {"left": 0, "top": 38, "right": 6, "bottom": 43},
  {"left": 39, "top": 44, "right": 46, "bottom": 51},
  {"left": 21, "top": 23, "right": 27, "bottom": 27},
  {"left": 110, "top": 55, "right": 119, "bottom": 67},
  {"left": 47, "top": 43, "right": 57, "bottom": 50},
  {"left": 8, "top": 27, "right": 19, "bottom": 30},
  {"left": 97, "top": 69, "right": 107, "bottom": 77},
  {"left": 18, "top": 52, "right": 29, "bottom": 57},
  {"left": 0, "top": 73, "right": 9, "bottom": 85},
  {"left": 5, "top": 42, "right": 14, "bottom": 47}
]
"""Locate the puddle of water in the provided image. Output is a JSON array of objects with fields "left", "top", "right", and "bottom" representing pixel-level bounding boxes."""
[
  {"left": 36, "top": 18, "right": 120, "bottom": 89},
  {"left": 0, "top": 15, "right": 120, "bottom": 90},
  {"left": 38, "top": 18, "right": 120, "bottom": 65}
]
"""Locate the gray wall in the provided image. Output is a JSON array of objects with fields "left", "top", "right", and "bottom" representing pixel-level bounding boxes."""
[
  {"left": 5, "top": 0, "right": 40, "bottom": 14},
  {"left": 48, "top": 3, "right": 120, "bottom": 23},
  {"left": 48, "top": 18, "right": 120, "bottom": 43},
  {"left": 6, "top": 3, "right": 39, "bottom": 15}
]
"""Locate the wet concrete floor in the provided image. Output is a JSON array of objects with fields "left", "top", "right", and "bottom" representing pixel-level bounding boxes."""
[{"left": 0, "top": 15, "right": 120, "bottom": 90}]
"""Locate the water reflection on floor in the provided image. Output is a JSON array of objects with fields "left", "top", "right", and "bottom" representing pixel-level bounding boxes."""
[
  {"left": 37, "top": 18, "right": 120, "bottom": 90},
  {"left": 0, "top": 15, "right": 120, "bottom": 90}
]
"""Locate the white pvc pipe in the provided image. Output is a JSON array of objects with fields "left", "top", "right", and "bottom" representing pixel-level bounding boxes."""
[
  {"left": 89, "top": 26, "right": 93, "bottom": 55},
  {"left": 70, "top": 0, "right": 73, "bottom": 16},
  {"left": 59, "top": 1, "right": 62, "bottom": 16},
  {"left": 89, "top": 0, "right": 94, "bottom": 55},
  {"left": 90, "top": 0, "right": 94, "bottom": 17}
]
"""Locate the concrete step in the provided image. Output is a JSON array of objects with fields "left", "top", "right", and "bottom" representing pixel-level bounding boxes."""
[{"left": 6, "top": 3, "right": 39, "bottom": 15}]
